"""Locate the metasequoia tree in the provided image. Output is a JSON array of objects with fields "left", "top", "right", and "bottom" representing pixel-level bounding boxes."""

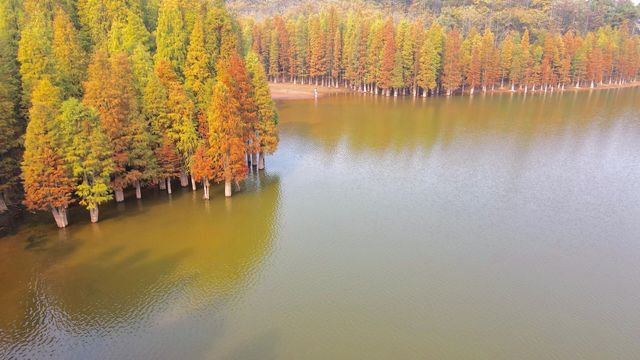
[
  {"left": 246, "top": 51, "right": 279, "bottom": 170},
  {"left": 207, "top": 76, "right": 247, "bottom": 197},
  {"left": 83, "top": 51, "right": 137, "bottom": 202},
  {"left": 442, "top": 28, "right": 463, "bottom": 96},
  {"left": 155, "top": 60, "right": 198, "bottom": 189},
  {"left": 57, "top": 99, "right": 113, "bottom": 223},
  {"left": 22, "top": 79, "right": 74, "bottom": 228},
  {"left": 0, "top": 0, "right": 22, "bottom": 211}
]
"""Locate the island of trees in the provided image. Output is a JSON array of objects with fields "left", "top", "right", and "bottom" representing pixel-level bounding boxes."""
[
  {"left": 0, "top": 0, "right": 278, "bottom": 228},
  {"left": 245, "top": 4, "right": 639, "bottom": 96}
]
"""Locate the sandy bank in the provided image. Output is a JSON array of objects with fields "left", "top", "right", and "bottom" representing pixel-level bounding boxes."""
[
  {"left": 269, "top": 83, "right": 348, "bottom": 100},
  {"left": 269, "top": 81, "right": 640, "bottom": 100}
]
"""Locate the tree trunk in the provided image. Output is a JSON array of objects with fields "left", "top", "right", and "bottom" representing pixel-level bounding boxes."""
[
  {"left": 251, "top": 152, "right": 258, "bottom": 167},
  {"left": 51, "top": 207, "right": 66, "bottom": 228},
  {"left": 114, "top": 187, "right": 125, "bottom": 202},
  {"left": 62, "top": 208, "right": 68, "bottom": 226},
  {"left": 203, "top": 178, "right": 210, "bottom": 200},
  {"left": 247, "top": 152, "right": 252, "bottom": 166},
  {"left": 225, "top": 180, "right": 232, "bottom": 197},
  {"left": 167, "top": 178, "right": 172, "bottom": 194},
  {"left": 90, "top": 207, "right": 99, "bottom": 223},
  {"left": 179, "top": 173, "right": 189, "bottom": 187},
  {"left": 191, "top": 174, "right": 197, "bottom": 191},
  {"left": 159, "top": 178, "right": 166, "bottom": 190},
  {"left": 258, "top": 152, "right": 265, "bottom": 170},
  {"left": 0, "top": 192, "right": 8, "bottom": 213},
  {"left": 135, "top": 181, "right": 142, "bottom": 199}
]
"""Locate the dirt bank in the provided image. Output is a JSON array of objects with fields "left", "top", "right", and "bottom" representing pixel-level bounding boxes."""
[
  {"left": 269, "top": 83, "right": 348, "bottom": 100},
  {"left": 269, "top": 81, "right": 640, "bottom": 100}
]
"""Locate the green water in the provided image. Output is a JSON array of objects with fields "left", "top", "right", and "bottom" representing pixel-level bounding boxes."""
[{"left": 1, "top": 88, "right": 640, "bottom": 359}]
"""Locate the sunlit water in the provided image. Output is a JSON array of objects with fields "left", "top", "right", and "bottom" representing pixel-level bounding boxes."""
[{"left": 1, "top": 88, "right": 640, "bottom": 359}]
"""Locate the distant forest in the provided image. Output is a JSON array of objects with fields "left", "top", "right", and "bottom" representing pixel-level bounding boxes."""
[
  {"left": 229, "top": 0, "right": 639, "bottom": 34},
  {"left": 245, "top": 4, "right": 639, "bottom": 96}
]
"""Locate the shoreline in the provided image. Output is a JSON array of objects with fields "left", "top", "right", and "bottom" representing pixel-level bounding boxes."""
[{"left": 270, "top": 81, "right": 640, "bottom": 100}]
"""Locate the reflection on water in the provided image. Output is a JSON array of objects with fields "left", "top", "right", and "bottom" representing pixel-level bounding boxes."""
[
  {"left": 0, "top": 171, "right": 281, "bottom": 359},
  {"left": 2, "top": 87, "right": 640, "bottom": 359}
]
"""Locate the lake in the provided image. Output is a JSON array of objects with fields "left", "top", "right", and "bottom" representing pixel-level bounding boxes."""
[{"left": 1, "top": 87, "right": 640, "bottom": 359}]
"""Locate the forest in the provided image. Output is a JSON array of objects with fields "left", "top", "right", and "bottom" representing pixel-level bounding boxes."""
[
  {"left": 0, "top": 0, "right": 279, "bottom": 228},
  {"left": 247, "top": 6, "right": 640, "bottom": 96},
  {"left": 0, "top": 0, "right": 639, "bottom": 230}
]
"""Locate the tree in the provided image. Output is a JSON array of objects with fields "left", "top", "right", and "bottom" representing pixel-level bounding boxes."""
[
  {"left": 57, "top": 99, "right": 113, "bottom": 223},
  {"left": 0, "top": 0, "right": 22, "bottom": 211},
  {"left": 466, "top": 41, "right": 481, "bottom": 94},
  {"left": 52, "top": 7, "right": 86, "bottom": 99},
  {"left": 83, "top": 51, "right": 137, "bottom": 202},
  {"left": 185, "top": 15, "right": 210, "bottom": 110},
  {"left": 127, "top": 110, "right": 158, "bottom": 198},
  {"left": 499, "top": 32, "right": 514, "bottom": 88},
  {"left": 268, "top": 30, "right": 280, "bottom": 81},
  {"left": 155, "top": 60, "right": 198, "bottom": 189},
  {"left": 379, "top": 18, "right": 396, "bottom": 94},
  {"left": 540, "top": 32, "right": 557, "bottom": 89},
  {"left": 480, "top": 28, "right": 499, "bottom": 91},
  {"left": 18, "top": 0, "right": 54, "bottom": 106},
  {"left": 308, "top": 16, "right": 327, "bottom": 85},
  {"left": 156, "top": 135, "right": 182, "bottom": 194},
  {"left": 22, "top": 78, "right": 74, "bottom": 228},
  {"left": 77, "top": 0, "right": 111, "bottom": 45},
  {"left": 442, "top": 28, "right": 462, "bottom": 96},
  {"left": 191, "top": 113, "right": 215, "bottom": 199},
  {"left": 107, "top": 9, "right": 152, "bottom": 55},
  {"left": 155, "top": 0, "right": 188, "bottom": 74},
  {"left": 207, "top": 79, "right": 247, "bottom": 197},
  {"left": 223, "top": 53, "right": 259, "bottom": 168},
  {"left": 520, "top": 29, "right": 533, "bottom": 91},
  {"left": 246, "top": 51, "right": 279, "bottom": 170},
  {"left": 0, "top": 70, "right": 20, "bottom": 212}
]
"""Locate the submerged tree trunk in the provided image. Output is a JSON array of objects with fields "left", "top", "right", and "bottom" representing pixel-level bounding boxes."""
[
  {"left": 135, "top": 181, "right": 142, "bottom": 199},
  {"left": 203, "top": 178, "right": 210, "bottom": 200},
  {"left": 258, "top": 152, "right": 265, "bottom": 170},
  {"left": 251, "top": 152, "right": 258, "bottom": 167},
  {"left": 90, "top": 207, "right": 99, "bottom": 223},
  {"left": 179, "top": 173, "right": 189, "bottom": 187},
  {"left": 114, "top": 187, "right": 125, "bottom": 202},
  {"left": 51, "top": 207, "right": 67, "bottom": 228},
  {"left": 167, "top": 178, "right": 172, "bottom": 194},
  {"left": 159, "top": 179, "right": 166, "bottom": 190},
  {"left": 225, "top": 180, "right": 232, "bottom": 197}
]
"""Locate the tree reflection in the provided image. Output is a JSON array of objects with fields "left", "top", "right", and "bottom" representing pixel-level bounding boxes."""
[{"left": 0, "top": 172, "right": 281, "bottom": 359}]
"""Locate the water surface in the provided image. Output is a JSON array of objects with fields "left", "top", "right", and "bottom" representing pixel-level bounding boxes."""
[{"left": 1, "top": 88, "right": 640, "bottom": 359}]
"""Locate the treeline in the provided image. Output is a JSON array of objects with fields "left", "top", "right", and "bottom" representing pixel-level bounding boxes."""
[
  {"left": 247, "top": 9, "right": 640, "bottom": 96},
  {"left": 0, "top": 0, "right": 278, "bottom": 228},
  {"left": 230, "top": 0, "right": 639, "bottom": 35}
]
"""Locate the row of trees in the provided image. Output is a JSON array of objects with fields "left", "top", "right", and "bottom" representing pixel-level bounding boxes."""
[
  {"left": 247, "top": 9, "right": 640, "bottom": 96},
  {"left": 230, "top": 0, "right": 640, "bottom": 36},
  {"left": 0, "top": 0, "right": 278, "bottom": 228}
]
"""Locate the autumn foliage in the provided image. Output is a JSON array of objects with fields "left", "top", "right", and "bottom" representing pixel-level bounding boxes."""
[
  {"left": 250, "top": 10, "right": 640, "bottom": 96},
  {"left": 10, "top": 0, "right": 279, "bottom": 227}
]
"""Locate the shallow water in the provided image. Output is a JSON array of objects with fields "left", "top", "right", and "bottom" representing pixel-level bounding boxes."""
[{"left": 1, "top": 88, "right": 640, "bottom": 359}]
